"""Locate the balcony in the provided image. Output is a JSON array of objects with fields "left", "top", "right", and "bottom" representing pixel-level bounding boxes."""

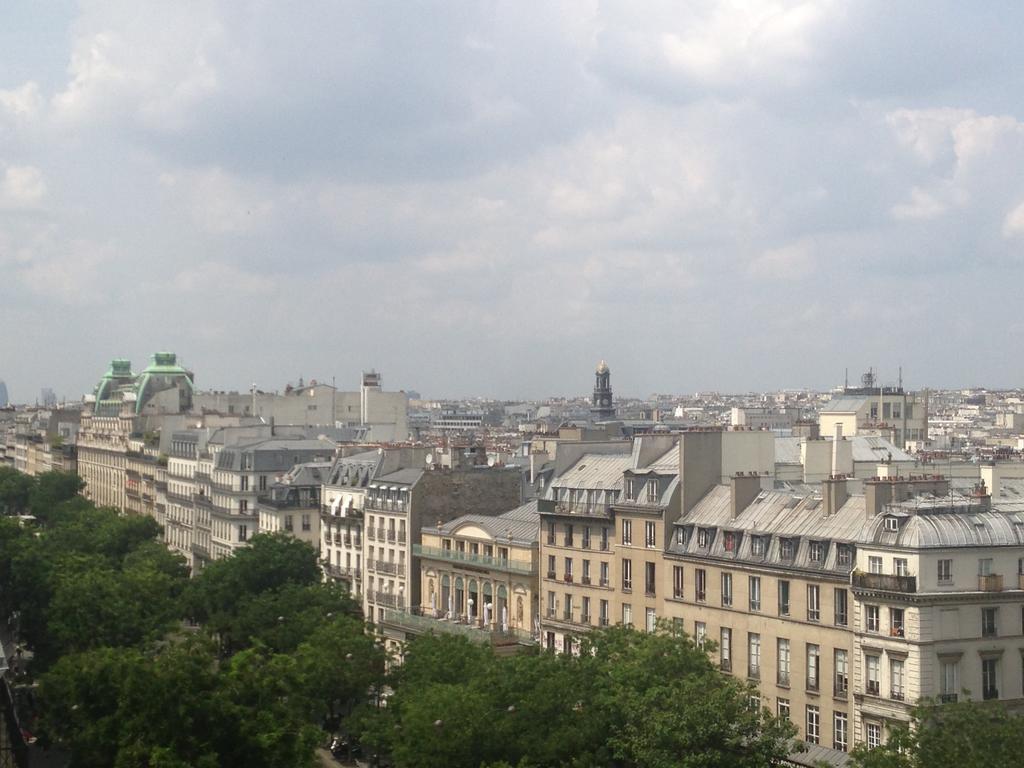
[
  {"left": 599, "top": 578, "right": 610, "bottom": 587},
  {"left": 386, "top": 531, "right": 397, "bottom": 543},
  {"left": 546, "top": 570, "right": 556, "bottom": 580},
  {"left": 599, "top": 540, "right": 610, "bottom": 551},
  {"left": 866, "top": 680, "right": 880, "bottom": 696},
  {"left": 382, "top": 608, "right": 536, "bottom": 646},
  {"left": 579, "top": 613, "right": 591, "bottom": 624},
  {"left": 747, "top": 666, "right": 760, "bottom": 681},
  {"left": 538, "top": 498, "right": 612, "bottom": 519},
  {"left": 939, "top": 693, "right": 958, "bottom": 704},
  {"left": 581, "top": 576, "right": 591, "bottom": 585},
  {"left": 599, "top": 617, "right": 610, "bottom": 627},
  {"left": 546, "top": 608, "right": 557, "bottom": 619},
  {"left": 413, "top": 544, "right": 535, "bottom": 575},
  {"left": 890, "top": 689, "right": 905, "bottom": 701},
  {"left": 366, "top": 528, "right": 376, "bottom": 541},
  {"left": 834, "top": 679, "right": 848, "bottom": 697},
  {"left": 376, "top": 527, "right": 386, "bottom": 540},
  {"left": 978, "top": 574, "right": 1003, "bottom": 592},
  {"left": 562, "top": 610, "right": 574, "bottom": 622},
  {"left": 581, "top": 539, "right": 591, "bottom": 550},
  {"left": 563, "top": 573, "right": 574, "bottom": 583},
  {"left": 852, "top": 573, "right": 917, "bottom": 594},
  {"left": 371, "top": 591, "right": 399, "bottom": 608},
  {"left": 375, "top": 560, "right": 399, "bottom": 576}
]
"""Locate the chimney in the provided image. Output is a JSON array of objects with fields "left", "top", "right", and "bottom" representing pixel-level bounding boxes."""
[
  {"left": 831, "top": 424, "right": 843, "bottom": 475},
  {"left": 822, "top": 475, "right": 849, "bottom": 517},
  {"left": 980, "top": 463, "right": 1000, "bottom": 499},
  {"left": 730, "top": 472, "right": 762, "bottom": 519},
  {"left": 864, "top": 478, "right": 894, "bottom": 520}
]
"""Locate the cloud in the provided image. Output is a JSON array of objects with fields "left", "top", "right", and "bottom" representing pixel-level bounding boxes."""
[
  {"left": 0, "top": 165, "right": 47, "bottom": 208},
  {"left": 1003, "top": 201, "right": 1024, "bottom": 239},
  {"left": 0, "top": 82, "right": 42, "bottom": 119}
]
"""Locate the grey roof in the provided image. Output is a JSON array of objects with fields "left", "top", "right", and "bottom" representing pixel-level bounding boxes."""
[
  {"left": 327, "top": 450, "right": 382, "bottom": 486},
  {"left": 374, "top": 468, "right": 425, "bottom": 486},
  {"left": 784, "top": 743, "right": 851, "bottom": 767},
  {"left": 548, "top": 452, "right": 632, "bottom": 492},
  {"left": 819, "top": 397, "right": 869, "bottom": 413},
  {"left": 773, "top": 436, "right": 914, "bottom": 465},
  {"left": 426, "top": 500, "right": 539, "bottom": 545},
  {"left": 279, "top": 461, "right": 333, "bottom": 486}
]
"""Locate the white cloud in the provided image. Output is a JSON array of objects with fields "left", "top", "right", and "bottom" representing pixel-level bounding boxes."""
[
  {"left": 0, "top": 82, "right": 42, "bottom": 119},
  {"left": 0, "top": 165, "right": 47, "bottom": 208},
  {"left": 1003, "top": 201, "right": 1024, "bottom": 239}
]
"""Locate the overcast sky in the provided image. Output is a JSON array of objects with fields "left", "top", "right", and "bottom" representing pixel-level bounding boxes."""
[{"left": 2, "top": 1, "right": 1024, "bottom": 403}]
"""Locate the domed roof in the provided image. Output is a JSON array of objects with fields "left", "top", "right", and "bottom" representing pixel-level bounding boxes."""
[{"left": 596, "top": 359, "right": 609, "bottom": 374}]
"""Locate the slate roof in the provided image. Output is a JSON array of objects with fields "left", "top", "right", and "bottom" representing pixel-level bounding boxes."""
[{"left": 426, "top": 500, "right": 540, "bottom": 546}]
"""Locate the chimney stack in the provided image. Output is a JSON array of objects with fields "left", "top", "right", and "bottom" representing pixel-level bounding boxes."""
[
  {"left": 730, "top": 472, "right": 762, "bottom": 519},
  {"left": 822, "top": 475, "right": 849, "bottom": 517}
]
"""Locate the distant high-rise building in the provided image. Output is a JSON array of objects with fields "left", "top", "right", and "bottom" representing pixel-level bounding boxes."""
[
  {"left": 0, "top": 380, "right": 8, "bottom": 407},
  {"left": 40, "top": 387, "right": 57, "bottom": 407}
]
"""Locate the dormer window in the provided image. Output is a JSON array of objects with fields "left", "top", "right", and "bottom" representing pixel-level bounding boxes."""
[
  {"left": 697, "top": 528, "right": 710, "bottom": 548},
  {"left": 646, "top": 480, "right": 659, "bottom": 503},
  {"left": 837, "top": 544, "right": 853, "bottom": 567},
  {"left": 625, "top": 478, "right": 636, "bottom": 501},
  {"left": 751, "top": 536, "right": 768, "bottom": 557},
  {"left": 780, "top": 539, "right": 796, "bottom": 560},
  {"left": 723, "top": 531, "right": 737, "bottom": 553},
  {"left": 809, "top": 541, "right": 826, "bottom": 563},
  {"left": 884, "top": 516, "right": 899, "bottom": 532}
]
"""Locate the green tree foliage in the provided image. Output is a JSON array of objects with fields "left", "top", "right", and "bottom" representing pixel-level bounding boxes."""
[
  {"left": 29, "top": 470, "right": 84, "bottom": 521},
  {"left": 0, "top": 465, "right": 34, "bottom": 513},
  {"left": 850, "top": 698, "right": 1024, "bottom": 768},
  {"left": 369, "top": 626, "right": 796, "bottom": 768}
]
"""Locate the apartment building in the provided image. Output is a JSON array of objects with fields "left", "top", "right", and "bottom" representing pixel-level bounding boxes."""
[
  {"left": 257, "top": 461, "right": 330, "bottom": 548},
  {"left": 382, "top": 500, "right": 540, "bottom": 649},
  {"left": 369, "top": 466, "right": 522, "bottom": 647}
]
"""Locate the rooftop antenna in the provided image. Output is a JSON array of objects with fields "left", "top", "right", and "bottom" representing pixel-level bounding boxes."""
[
  {"left": 844, "top": 368, "right": 848, "bottom": 390},
  {"left": 898, "top": 366, "right": 903, "bottom": 390}
]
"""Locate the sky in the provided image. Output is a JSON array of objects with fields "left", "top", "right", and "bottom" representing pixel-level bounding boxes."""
[{"left": 2, "top": 1, "right": 1024, "bottom": 403}]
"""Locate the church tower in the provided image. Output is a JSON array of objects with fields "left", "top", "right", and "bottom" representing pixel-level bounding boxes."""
[{"left": 591, "top": 360, "right": 615, "bottom": 420}]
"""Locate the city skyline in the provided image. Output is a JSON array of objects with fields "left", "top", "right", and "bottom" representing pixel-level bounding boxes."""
[{"left": 3, "top": 2, "right": 1024, "bottom": 399}]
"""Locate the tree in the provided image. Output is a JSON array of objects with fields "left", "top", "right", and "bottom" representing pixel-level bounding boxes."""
[
  {"left": 0, "top": 466, "right": 34, "bottom": 514},
  {"left": 850, "top": 698, "right": 1024, "bottom": 768},
  {"left": 28, "top": 470, "right": 84, "bottom": 522}
]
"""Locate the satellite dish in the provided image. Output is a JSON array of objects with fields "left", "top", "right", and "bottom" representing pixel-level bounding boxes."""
[{"left": 425, "top": 453, "right": 434, "bottom": 466}]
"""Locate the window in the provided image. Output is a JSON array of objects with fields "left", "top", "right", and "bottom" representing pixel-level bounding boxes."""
[
  {"left": 777, "top": 639, "right": 791, "bottom": 686},
  {"left": 259, "top": 475, "right": 267, "bottom": 491},
  {"left": 695, "top": 621, "right": 706, "bottom": 647},
  {"left": 697, "top": 528, "right": 709, "bottom": 548},
  {"left": 301, "top": 514, "right": 311, "bottom": 532},
  {"left": 564, "top": 524, "right": 574, "bottom": 547},
  {"left": 239, "top": 499, "right": 248, "bottom": 513},
  {"left": 724, "top": 531, "right": 737, "bottom": 552},
  {"left": 978, "top": 558, "right": 993, "bottom": 576},
  {"left": 644, "top": 562, "right": 656, "bottom": 596},
  {"left": 806, "top": 705, "right": 820, "bottom": 745},
  {"left": 622, "top": 519, "right": 632, "bottom": 546},
  {"left": 622, "top": 559, "right": 633, "bottom": 591},
  {"left": 869, "top": 556, "right": 883, "bottom": 574},
  {"left": 748, "top": 633, "right": 761, "bottom": 679},
  {"left": 238, "top": 525, "right": 248, "bottom": 542},
  {"left": 937, "top": 559, "right": 952, "bottom": 584},
  {"left": 599, "top": 599, "right": 609, "bottom": 626},
  {"left": 600, "top": 561, "right": 609, "bottom": 587},
  {"left": 866, "top": 654, "right": 880, "bottom": 695},
  {"left": 675, "top": 527, "right": 685, "bottom": 546},
  {"left": 284, "top": 514, "right": 294, "bottom": 532},
  {"left": 721, "top": 572, "right": 733, "bottom": 606},
  {"left": 751, "top": 535, "right": 768, "bottom": 556},
  {"left": 240, "top": 475, "right": 249, "bottom": 491},
  {"left": 940, "top": 659, "right": 959, "bottom": 702},
  {"left": 582, "top": 559, "right": 591, "bottom": 583},
  {"left": 894, "top": 558, "right": 908, "bottom": 576},
  {"left": 777, "top": 698, "right": 790, "bottom": 721},
  {"left": 749, "top": 576, "right": 761, "bottom": 611},
  {"left": 834, "top": 712, "right": 848, "bottom": 752},
  {"left": 547, "top": 521, "right": 555, "bottom": 545},
  {"left": 720, "top": 628, "right": 732, "bottom": 671},
  {"left": 581, "top": 596, "right": 591, "bottom": 623},
  {"left": 646, "top": 480, "right": 659, "bottom": 503},
  {"left": 834, "top": 649, "right": 848, "bottom": 695},
  {"left": 547, "top": 591, "right": 555, "bottom": 616},
  {"left": 582, "top": 526, "right": 591, "bottom": 549},
  {"left": 780, "top": 538, "right": 795, "bottom": 559},
  {"left": 809, "top": 541, "right": 824, "bottom": 563},
  {"left": 778, "top": 580, "right": 790, "bottom": 615},
  {"left": 866, "top": 722, "right": 881, "bottom": 749},
  {"left": 834, "top": 588, "right": 848, "bottom": 626},
  {"left": 645, "top": 521, "right": 656, "bottom": 548},
  {"left": 807, "top": 585, "right": 820, "bottom": 622},
  {"left": 672, "top": 566, "right": 684, "bottom": 598},
  {"left": 866, "top": 604, "right": 880, "bottom": 633},
  {"left": 564, "top": 557, "right": 573, "bottom": 581},
  {"left": 695, "top": 569, "right": 707, "bottom": 602},
  {"left": 600, "top": 527, "right": 609, "bottom": 551},
  {"left": 837, "top": 544, "right": 852, "bottom": 567},
  {"left": 547, "top": 554, "right": 556, "bottom": 578},
  {"left": 891, "top": 658, "right": 905, "bottom": 700},
  {"left": 982, "top": 607, "right": 998, "bottom": 637},
  {"left": 646, "top": 608, "right": 657, "bottom": 633},
  {"left": 806, "top": 644, "right": 820, "bottom": 691},
  {"left": 982, "top": 658, "right": 999, "bottom": 700},
  {"left": 890, "top": 607, "right": 905, "bottom": 637},
  {"left": 563, "top": 593, "right": 573, "bottom": 621},
  {"left": 622, "top": 603, "right": 632, "bottom": 626},
  {"left": 625, "top": 478, "right": 636, "bottom": 501},
  {"left": 884, "top": 516, "right": 898, "bottom": 532}
]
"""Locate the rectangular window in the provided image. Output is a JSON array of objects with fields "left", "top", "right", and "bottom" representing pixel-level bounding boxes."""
[
  {"left": 673, "top": 566, "right": 684, "bottom": 599},
  {"left": 600, "top": 561, "right": 609, "bottom": 586},
  {"left": 778, "top": 580, "right": 790, "bottom": 616},
  {"left": 697, "top": 528, "right": 709, "bottom": 548},
  {"left": 890, "top": 607, "right": 905, "bottom": 637},
  {"left": 724, "top": 531, "right": 737, "bottom": 552},
  {"left": 834, "top": 712, "right": 848, "bottom": 752},
  {"left": 777, "top": 639, "right": 791, "bottom": 686},
  {"left": 564, "top": 557, "right": 573, "bottom": 581},
  {"left": 777, "top": 698, "right": 790, "bottom": 721},
  {"left": 866, "top": 604, "right": 880, "bottom": 633},
  {"left": 780, "top": 538, "right": 795, "bottom": 559},
  {"left": 982, "top": 658, "right": 998, "bottom": 700},
  {"left": 866, "top": 654, "right": 880, "bottom": 696},
  {"left": 625, "top": 478, "right": 636, "bottom": 501},
  {"left": 547, "top": 591, "right": 555, "bottom": 615},
  {"left": 869, "top": 556, "right": 883, "bottom": 574},
  {"left": 547, "top": 521, "right": 555, "bottom": 545},
  {"left": 722, "top": 572, "right": 733, "bottom": 607},
  {"left": 645, "top": 520, "right": 656, "bottom": 547},
  {"left": 547, "top": 554, "right": 556, "bottom": 578},
  {"left": 720, "top": 628, "right": 732, "bottom": 671},
  {"left": 867, "top": 722, "right": 881, "bottom": 749},
  {"left": 807, "top": 585, "right": 820, "bottom": 622},
  {"left": 749, "top": 576, "right": 761, "bottom": 611},
  {"left": 748, "top": 633, "right": 761, "bottom": 679},
  {"left": 581, "top": 596, "right": 591, "bottom": 624},
  {"left": 564, "top": 524, "right": 574, "bottom": 547},
  {"left": 622, "top": 519, "right": 632, "bottom": 546},
  {"left": 937, "top": 559, "right": 952, "bottom": 584},
  {"left": 646, "top": 481, "right": 659, "bottom": 503},
  {"left": 622, "top": 603, "right": 632, "bottom": 626},
  {"left": 940, "top": 660, "right": 959, "bottom": 702},
  {"left": 751, "top": 535, "right": 768, "bottom": 556},
  {"left": 890, "top": 658, "right": 905, "bottom": 700},
  {"left": 809, "top": 541, "right": 824, "bottom": 562},
  {"left": 599, "top": 599, "right": 609, "bottom": 626},
  {"left": 695, "top": 621, "right": 706, "bottom": 647},
  {"left": 582, "top": 559, "right": 591, "bottom": 583},
  {"left": 837, "top": 545, "right": 852, "bottom": 567},
  {"left": 644, "top": 562, "right": 656, "bottom": 596},
  {"left": 696, "top": 569, "right": 707, "bottom": 602},
  {"left": 600, "top": 527, "right": 609, "bottom": 550},
  {"left": 982, "top": 607, "right": 998, "bottom": 637},
  {"left": 622, "top": 558, "right": 633, "bottom": 591},
  {"left": 238, "top": 524, "right": 248, "bottom": 542},
  {"left": 563, "top": 593, "right": 573, "bottom": 621},
  {"left": 834, "top": 649, "right": 848, "bottom": 696},
  {"left": 646, "top": 608, "right": 657, "bottom": 633},
  {"left": 894, "top": 558, "right": 909, "bottom": 576},
  {"left": 259, "top": 475, "right": 267, "bottom": 491},
  {"left": 582, "top": 526, "right": 591, "bottom": 549},
  {"left": 834, "top": 588, "right": 848, "bottom": 626},
  {"left": 301, "top": 514, "right": 311, "bottom": 532},
  {"left": 806, "top": 644, "right": 820, "bottom": 691},
  {"left": 978, "top": 558, "right": 993, "bottom": 576},
  {"left": 806, "top": 705, "right": 820, "bottom": 745}
]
